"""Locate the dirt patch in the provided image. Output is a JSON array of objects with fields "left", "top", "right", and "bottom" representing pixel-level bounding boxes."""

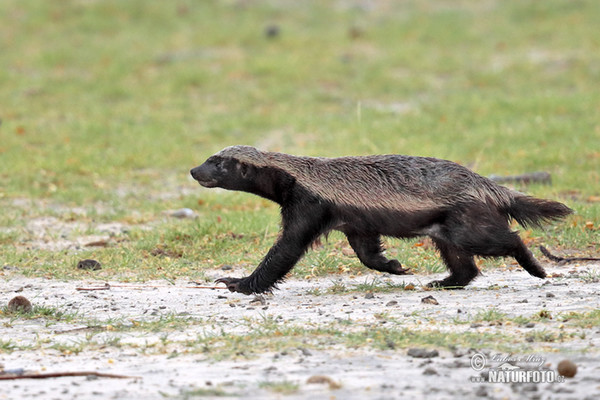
[{"left": 1, "top": 263, "right": 599, "bottom": 399}]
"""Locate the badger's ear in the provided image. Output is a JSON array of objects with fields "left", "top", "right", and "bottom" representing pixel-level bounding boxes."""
[{"left": 239, "top": 163, "right": 249, "bottom": 178}]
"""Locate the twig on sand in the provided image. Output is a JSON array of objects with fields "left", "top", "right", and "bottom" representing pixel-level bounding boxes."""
[
  {"left": 540, "top": 245, "right": 600, "bottom": 264},
  {"left": 0, "top": 371, "right": 140, "bottom": 380},
  {"left": 75, "top": 283, "right": 226, "bottom": 291}
]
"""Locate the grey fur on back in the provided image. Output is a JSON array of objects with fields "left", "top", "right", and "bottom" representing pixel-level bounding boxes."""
[{"left": 216, "top": 145, "right": 515, "bottom": 211}]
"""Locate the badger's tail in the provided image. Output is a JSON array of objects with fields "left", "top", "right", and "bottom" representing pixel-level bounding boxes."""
[{"left": 506, "top": 195, "right": 573, "bottom": 228}]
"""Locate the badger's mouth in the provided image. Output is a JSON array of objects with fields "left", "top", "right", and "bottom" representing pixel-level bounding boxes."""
[{"left": 196, "top": 178, "right": 218, "bottom": 188}]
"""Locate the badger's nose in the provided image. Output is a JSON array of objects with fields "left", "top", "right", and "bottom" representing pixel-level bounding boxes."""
[
  {"left": 190, "top": 164, "right": 217, "bottom": 187},
  {"left": 190, "top": 166, "right": 200, "bottom": 180}
]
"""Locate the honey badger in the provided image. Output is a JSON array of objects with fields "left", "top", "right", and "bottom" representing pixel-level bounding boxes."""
[{"left": 190, "top": 145, "right": 572, "bottom": 295}]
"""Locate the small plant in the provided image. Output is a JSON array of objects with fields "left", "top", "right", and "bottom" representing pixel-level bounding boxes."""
[
  {"left": 259, "top": 380, "right": 299, "bottom": 395},
  {"left": 525, "top": 329, "right": 559, "bottom": 343},
  {"left": 0, "top": 339, "right": 17, "bottom": 353},
  {"left": 180, "top": 387, "right": 231, "bottom": 398},
  {"left": 474, "top": 308, "right": 507, "bottom": 324},
  {"left": 326, "top": 281, "right": 348, "bottom": 294}
]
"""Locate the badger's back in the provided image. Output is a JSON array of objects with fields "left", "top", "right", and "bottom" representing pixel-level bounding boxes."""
[{"left": 219, "top": 146, "right": 513, "bottom": 212}]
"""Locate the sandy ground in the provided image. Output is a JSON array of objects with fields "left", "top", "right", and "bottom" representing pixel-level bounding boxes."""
[{"left": 1, "top": 263, "right": 600, "bottom": 400}]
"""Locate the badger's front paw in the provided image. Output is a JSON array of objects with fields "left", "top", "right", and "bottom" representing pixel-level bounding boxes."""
[
  {"left": 386, "top": 260, "right": 412, "bottom": 275},
  {"left": 215, "top": 277, "right": 253, "bottom": 295}
]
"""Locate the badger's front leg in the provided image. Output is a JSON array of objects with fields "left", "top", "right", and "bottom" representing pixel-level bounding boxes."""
[{"left": 216, "top": 206, "right": 328, "bottom": 295}]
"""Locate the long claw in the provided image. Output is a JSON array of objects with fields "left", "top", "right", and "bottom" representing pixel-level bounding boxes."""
[{"left": 215, "top": 277, "right": 240, "bottom": 292}]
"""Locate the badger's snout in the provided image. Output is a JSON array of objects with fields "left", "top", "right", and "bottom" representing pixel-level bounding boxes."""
[{"left": 190, "top": 163, "right": 218, "bottom": 187}]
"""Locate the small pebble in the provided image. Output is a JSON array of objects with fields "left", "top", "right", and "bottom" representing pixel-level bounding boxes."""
[
  {"left": 249, "top": 296, "right": 266, "bottom": 306},
  {"left": 557, "top": 359, "right": 577, "bottom": 378},
  {"left": 168, "top": 208, "right": 197, "bottom": 219},
  {"left": 77, "top": 259, "right": 102, "bottom": 271},
  {"left": 7, "top": 296, "right": 33, "bottom": 313},
  {"left": 264, "top": 24, "right": 280, "bottom": 39},
  {"left": 475, "top": 386, "right": 488, "bottom": 397},
  {"left": 306, "top": 375, "right": 341, "bottom": 389},
  {"left": 421, "top": 295, "right": 439, "bottom": 305},
  {"left": 407, "top": 348, "right": 439, "bottom": 358}
]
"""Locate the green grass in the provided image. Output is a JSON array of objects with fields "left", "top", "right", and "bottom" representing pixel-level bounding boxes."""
[
  {"left": 258, "top": 380, "right": 300, "bottom": 395},
  {"left": 1, "top": 303, "right": 597, "bottom": 357},
  {"left": 0, "top": 0, "right": 599, "bottom": 283}
]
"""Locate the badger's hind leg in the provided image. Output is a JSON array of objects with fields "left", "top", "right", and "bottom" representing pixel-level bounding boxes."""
[
  {"left": 427, "top": 239, "right": 479, "bottom": 289},
  {"left": 509, "top": 236, "right": 547, "bottom": 278},
  {"left": 345, "top": 233, "right": 411, "bottom": 275},
  {"left": 434, "top": 205, "right": 546, "bottom": 282}
]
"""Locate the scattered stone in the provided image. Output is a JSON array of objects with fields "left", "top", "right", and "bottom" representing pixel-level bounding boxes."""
[
  {"left": 557, "top": 359, "right": 577, "bottom": 378},
  {"left": 521, "top": 383, "right": 538, "bottom": 392},
  {"left": 77, "top": 259, "right": 102, "bottom": 271},
  {"left": 470, "top": 323, "right": 483, "bottom": 329},
  {"left": 299, "top": 347, "right": 312, "bottom": 357},
  {"left": 348, "top": 26, "right": 364, "bottom": 40},
  {"left": 537, "top": 310, "right": 552, "bottom": 319},
  {"left": 167, "top": 208, "right": 197, "bottom": 219},
  {"left": 546, "top": 292, "right": 556, "bottom": 298},
  {"left": 422, "top": 367, "right": 438, "bottom": 376},
  {"left": 7, "top": 296, "right": 33, "bottom": 313},
  {"left": 475, "top": 386, "right": 488, "bottom": 397},
  {"left": 365, "top": 292, "right": 375, "bottom": 299},
  {"left": 421, "top": 295, "right": 439, "bottom": 305},
  {"left": 385, "top": 300, "right": 398, "bottom": 307},
  {"left": 264, "top": 24, "right": 280, "bottom": 39},
  {"left": 525, "top": 322, "right": 536, "bottom": 328},
  {"left": 221, "top": 265, "right": 233, "bottom": 271},
  {"left": 552, "top": 386, "right": 574, "bottom": 393},
  {"left": 518, "top": 299, "right": 528, "bottom": 303},
  {"left": 249, "top": 296, "right": 266, "bottom": 306},
  {"left": 407, "top": 348, "right": 439, "bottom": 358},
  {"left": 306, "top": 375, "right": 341, "bottom": 389}
]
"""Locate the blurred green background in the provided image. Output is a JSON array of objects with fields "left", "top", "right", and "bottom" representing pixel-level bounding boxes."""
[{"left": 0, "top": 0, "right": 598, "bottom": 279}]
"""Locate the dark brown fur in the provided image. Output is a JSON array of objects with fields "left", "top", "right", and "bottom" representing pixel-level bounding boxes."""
[{"left": 191, "top": 146, "right": 573, "bottom": 295}]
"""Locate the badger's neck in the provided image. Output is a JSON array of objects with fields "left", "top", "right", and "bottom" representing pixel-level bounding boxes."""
[{"left": 245, "top": 166, "right": 297, "bottom": 206}]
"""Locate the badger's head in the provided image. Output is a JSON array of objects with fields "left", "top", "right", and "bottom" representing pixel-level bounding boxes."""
[{"left": 190, "top": 145, "right": 265, "bottom": 191}]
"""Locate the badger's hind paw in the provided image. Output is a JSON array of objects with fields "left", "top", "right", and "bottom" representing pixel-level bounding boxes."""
[{"left": 426, "top": 279, "right": 466, "bottom": 290}]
